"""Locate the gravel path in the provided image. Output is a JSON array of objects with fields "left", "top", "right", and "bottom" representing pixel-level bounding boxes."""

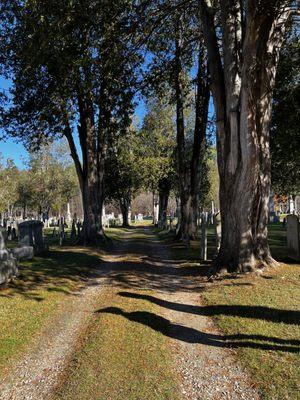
[
  {"left": 0, "top": 276, "right": 105, "bottom": 400},
  {"left": 146, "top": 230, "right": 260, "bottom": 400},
  {"left": 161, "top": 290, "right": 260, "bottom": 400},
  {"left": 0, "top": 227, "right": 260, "bottom": 400}
]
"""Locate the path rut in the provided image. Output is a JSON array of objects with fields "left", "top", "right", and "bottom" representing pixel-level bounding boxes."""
[{"left": 0, "top": 227, "right": 260, "bottom": 400}]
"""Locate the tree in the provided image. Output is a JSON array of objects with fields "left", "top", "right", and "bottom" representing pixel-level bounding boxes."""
[
  {"left": 137, "top": 98, "right": 177, "bottom": 223},
  {"left": 198, "top": 0, "right": 294, "bottom": 273},
  {"left": 0, "top": 0, "right": 139, "bottom": 244},
  {"left": 270, "top": 28, "right": 300, "bottom": 195},
  {"left": 27, "top": 143, "right": 79, "bottom": 218},
  {"left": 142, "top": 2, "right": 210, "bottom": 239},
  {"left": 105, "top": 128, "right": 140, "bottom": 227},
  {"left": 16, "top": 170, "right": 35, "bottom": 219},
  {"left": 0, "top": 156, "right": 19, "bottom": 217}
]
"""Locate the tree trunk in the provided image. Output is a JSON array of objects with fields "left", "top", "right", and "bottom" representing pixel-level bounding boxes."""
[
  {"left": 63, "top": 97, "right": 106, "bottom": 245},
  {"left": 174, "top": 28, "right": 209, "bottom": 241},
  {"left": 158, "top": 177, "right": 171, "bottom": 229},
  {"left": 200, "top": 0, "right": 291, "bottom": 273},
  {"left": 174, "top": 16, "right": 191, "bottom": 242},
  {"left": 120, "top": 199, "right": 130, "bottom": 228}
]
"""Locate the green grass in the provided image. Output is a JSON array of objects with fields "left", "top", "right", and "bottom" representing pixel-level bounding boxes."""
[
  {"left": 202, "top": 264, "right": 300, "bottom": 400},
  {"left": 54, "top": 288, "right": 181, "bottom": 400},
  {"left": 162, "top": 223, "right": 300, "bottom": 400},
  {"left": 0, "top": 246, "right": 103, "bottom": 375}
]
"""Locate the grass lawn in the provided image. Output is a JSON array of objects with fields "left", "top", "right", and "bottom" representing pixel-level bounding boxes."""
[
  {"left": 53, "top": 288, "right": 180, "bottom": 400},
  {"left": 202, "top": 263, "right": 300, "bottom": 400},
  {"left": 0, "top": 245, "right": 103, "bottom": 375},
  {"left": 165, "top": 223, "right": 300, "bottom": 400}
]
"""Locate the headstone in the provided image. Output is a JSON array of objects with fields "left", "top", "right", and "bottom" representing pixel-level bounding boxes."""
[
  {"left": 153, "top": 203, "right": 159, "bottom": 226},
  {"left": 71, "top": 219, "right": 77, "bottom": 239},
  {"left": 59, "top": 217, "right": 65, "bottom": 246},
  {"left": 76, "top": 220, "right": 82, "bottom": 235},
  {"left": 200, "top": 212, "right": 208, "bottom": 260},
  {"left": 213, "top": 211, "right": 222, "bottom": 253},
  {"left": 12, "top": 245, "right": 34, "bottom": 260},
  {"left": 66, "top": 202, "right": 72, "bottom": 223},
  {"left": 18, "top": 220, "right": 46, "bottom": 255},
  {"left": 7, "top": 225, "right": 12, "bottom": 241},
  {"left": 0, "top": 228, "right": 18, "bottom": 285},
  {"left": 289, "top": 196, "right": 295, "bottom": 214},
  {"left": 137, "top": 213, "right": 143, "bottom": 221},
  {"left": 287, "top": 215, "right": 300, "bottom": 260}
]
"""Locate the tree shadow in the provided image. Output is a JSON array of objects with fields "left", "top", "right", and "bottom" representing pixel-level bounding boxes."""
[
  {"left": 0, "top": 249, "right": 103, "bottom": 300},
  {"left": 118, "top": 292, "right": 300, "bottom": 325},
  {"left": 96, "top": 307, "right": 300, "bottom": 353}
]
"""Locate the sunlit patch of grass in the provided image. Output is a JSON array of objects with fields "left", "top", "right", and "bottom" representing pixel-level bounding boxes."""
[
  {"left": 0, "top": 289, "right": 66, "bottom": 373},
  {"left": 54, "top": 289, "right": 181, "bottom": 400},
  {"left": 202, "top": 264, "right": 300, "bottom": 400},
  {"left": 161, "top": 224, "right": 299, "bottom": 399},
  {"left": 0, "top": 246, "right": 104, "bottom": 376}
]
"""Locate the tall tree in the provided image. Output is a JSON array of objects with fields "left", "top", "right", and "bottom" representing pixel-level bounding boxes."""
[
  {"left": 198, "top": 0, "right": 294, "bottom": 272},
  {"left": 137, "top": 98, "right": 177, "bottom": 223},
  {"left": 0, "top": 0, "right": 138, "bottom": 244},
  {"left": 143, "top": 2, "right": 210, "bottom": 239},
  {"left": 105, "top": 128, "right": 140, "bottom": 227}
]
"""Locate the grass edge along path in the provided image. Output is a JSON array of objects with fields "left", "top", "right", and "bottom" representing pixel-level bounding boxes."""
[
  {"left": 201, "top": 263, "right": 300, "bottom": 400},
  {"left": 53, "top": 287, "right": 181, "bottom": 400},
  {"left": 158, "top": 224, "right": 300, "bottom": 400},
  {"left": 0, "top": 245, "right": 104, "bottom": 378}
]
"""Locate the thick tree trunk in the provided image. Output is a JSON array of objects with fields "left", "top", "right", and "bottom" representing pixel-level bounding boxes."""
[
  {"left": 120, "top": 200, "right": 130, "bottom": 228},
  {"left": 174, "top": 17, "right": 193, "bottom": 242},
  {"left": 63, "top": 98, "right": 106, "bottom": 246},
  {"left": 158, "top": 177, "right": 171, "bottom": 229},
  {"left": 200, "top": 0, "right": 291, "bottom": 273},
  {"left": 174, "top": 29, "right": 209, "bottom": 241}
]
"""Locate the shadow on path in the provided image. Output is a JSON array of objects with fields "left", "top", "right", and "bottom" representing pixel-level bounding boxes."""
[
  {"left": 96, "top": 307, "right": 300, "bottom": 353},
  {"left": 118, "top": 291, "right": 300, "bottom": 325}
]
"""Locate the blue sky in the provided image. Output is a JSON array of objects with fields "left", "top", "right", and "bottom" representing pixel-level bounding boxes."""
[
  {"left": 0, "top": 76, "right": 149, "bottom": 168},
  {"left": 0, "top": 76, "right": 214, "bottom": 168}
]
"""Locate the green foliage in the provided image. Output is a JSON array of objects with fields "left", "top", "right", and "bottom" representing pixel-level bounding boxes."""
[
  {"left": 0, "top": 141, "right": 78, "bottom": 216},
  {"left": 136, "top": 98, "right": 177, "bottom": 193},
  {"left": 0, "top": 156, "right": 19, "bottom": 213},
  {"left": 201, "top": 148, "right": 219, "bottom": 210},
  {"left": 0, "top": 0, "right": 140, "bottom": 166},
  {"left": 105, "top": 127, "right": 140, "bottom": 205},
  {"left": 25, "top": 141, "right": 79, "bottom": 214},
  {"left": 270, "top": 28, "right": 300, "bottom": 194}
]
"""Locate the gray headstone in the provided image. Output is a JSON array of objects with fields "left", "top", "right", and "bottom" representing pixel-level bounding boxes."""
[
  {"left": 0, "top": 228, "right": 18, "bottom": 285},
  {"left": 213, "top": 212, "right": 222, "bottom": 253},
  {"left": 287, "top": 215, "right": 300, "bottom": 261},
  {"left": 18, "top": 220, "right": 46, "bottom": 255},
  {"left": 12, "top": 246, "right": 34, "bottom": 261}
]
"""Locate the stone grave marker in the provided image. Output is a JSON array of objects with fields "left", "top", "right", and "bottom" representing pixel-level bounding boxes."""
[
  {"left": 0, "top": 227, "right": 18, "bottom": 285},
  {"left": 200, "top": 212, "right": 208, "bottom": 260},
  {"left": 15, "top": 220, "right": 47, "bottom": 257},
  {"left": 213, "top": 211, "right": 222, "bottom": 254},
  {"left": 287, "top": 215, "right": 300, "bottom": 261}
]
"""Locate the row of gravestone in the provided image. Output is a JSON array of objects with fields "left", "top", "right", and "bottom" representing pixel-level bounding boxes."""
[
  {"left": 199, "top": 212, "right": 300, "bottom": 261},
  {"left": 0, "top": 220, "right": 47, "bottom": 285}
]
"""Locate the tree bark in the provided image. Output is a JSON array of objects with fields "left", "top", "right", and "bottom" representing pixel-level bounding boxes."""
[
  {"left": 199, "top": 0, "right": 291, "bottom": 272},
  {"left": 63, "top": 95, "right": 106, "bottom": 245},
  {"left": 119, "top": 199, "right": 130, "bottom": 228},
  {"left": 158, "top": 177, "right": 171, "bottom": 229},
  {"left": 174, "top": 15, "right": 190, "bottom": 241},
  {"left": 174, "top": 24, "right": 209, "bottom": 241}
]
